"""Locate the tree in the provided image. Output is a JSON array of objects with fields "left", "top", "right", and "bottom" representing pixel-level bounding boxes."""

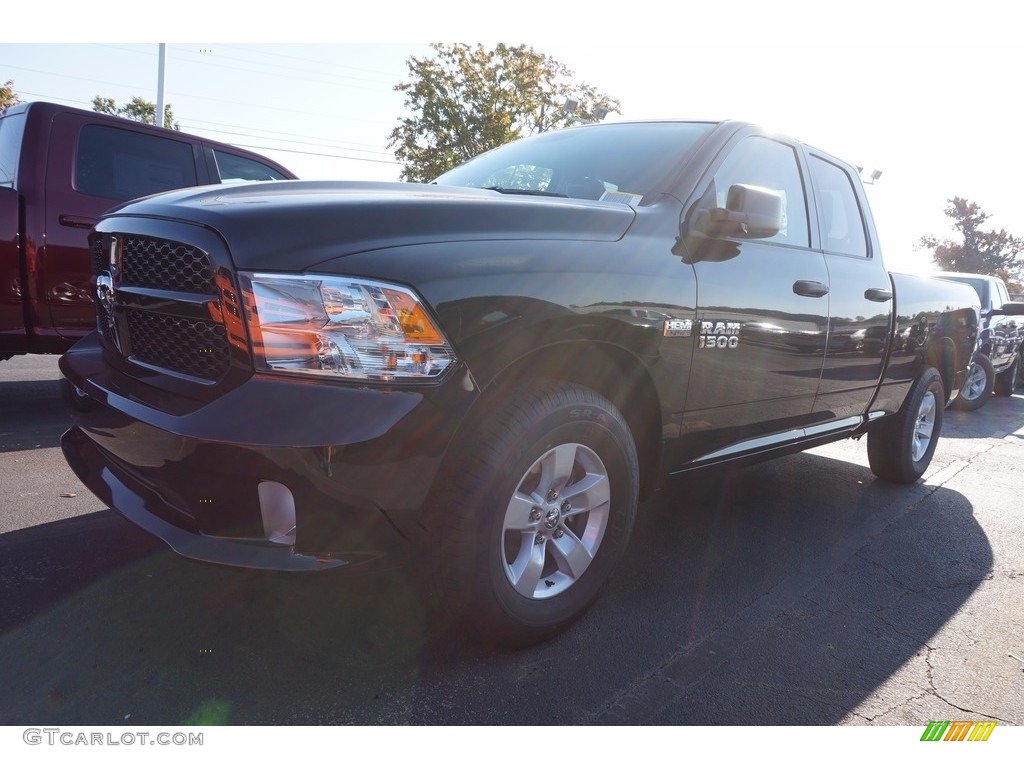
[
  {"left": 92, "top": 95, "right": 179, "bottom": 130},
  {"left": 1, "top": 80, "right": 20, "bottom": 110},
  {"left": 919, "top": 198, "right": 1023, "bottom": 285},
  {"left": 388, "top": 43, "right": 620, "bottom": 182}
]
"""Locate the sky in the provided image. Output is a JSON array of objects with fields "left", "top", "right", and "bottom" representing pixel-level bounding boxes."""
[{"left": 5, "top": 1, "right": 1024, "bottom": 275}]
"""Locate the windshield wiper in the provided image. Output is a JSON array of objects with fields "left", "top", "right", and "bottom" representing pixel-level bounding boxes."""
[{"left": 482, "top": 186, "right": 568, "bottom": 198}]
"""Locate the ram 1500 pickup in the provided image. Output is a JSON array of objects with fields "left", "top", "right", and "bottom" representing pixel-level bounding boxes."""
[{"left": 59, "top": 120, "right": 980, "bottom": 644}]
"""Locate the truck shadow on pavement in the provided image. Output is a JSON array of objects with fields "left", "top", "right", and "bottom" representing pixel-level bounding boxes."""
[{"left": 0, "top": 450, "right": 991, "bottom": 726}]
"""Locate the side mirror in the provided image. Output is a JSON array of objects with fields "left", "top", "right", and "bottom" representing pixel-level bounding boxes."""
[
  {"left": 692, "top": 183, "right": 783, "bottom": 240},
  {"left": 1000, "top": 301, "right": 1024, "bottom": 316}
]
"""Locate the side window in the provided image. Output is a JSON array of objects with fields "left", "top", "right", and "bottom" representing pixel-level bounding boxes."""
[
  {"left": 0, "top": 111, "right": 27, "bottom": 188},
  {"left": 993, "top": 279, "right": 1009, "bottom": 310},
  {"left": 710, "top": 136, "right": 810, "bottom": 248},
  {"left": 808, "top": 156, "right": 868, "bottom": 258},
  {"left": 213, "top": 150, "right": 288, "bottom": 183},
  {"left": 76, "top": 125, "right": 197, "bottom": 201}
]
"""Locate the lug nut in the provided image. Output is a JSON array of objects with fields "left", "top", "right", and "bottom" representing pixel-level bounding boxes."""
[
  {"left": 547, "top": 489, "right": 558, "bottom": 502},
  {"left": 560, "top": 500, "right": 571, "bottom": 513},
  {"left": 535, "top": 533, "right": 546, "bottom": 545},
  {"left": 529, "top": 507, "right": 541, "bottom": 522},
  {"left": 553, "top": 529, "right": 565, "bottom": 539}
]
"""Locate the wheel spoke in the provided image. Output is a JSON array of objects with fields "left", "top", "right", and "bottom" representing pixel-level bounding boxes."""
[
  {"left": 912, "top": 392, "right": 936, "bottom": 461},
  {"left": 537, "top": 443, "right": 577, "bottom": 495},
  {"left": 561, "top": 472, "right": 610, "bottom": 515},
  {"left": 507, "top": 531, "right": 546, "bottom": 597},
  {"left": 549, "top": 527, "right": 594, "bottom": 579},
  {"left": 504, "top": 491, "right": 540, "bottom": 532}
]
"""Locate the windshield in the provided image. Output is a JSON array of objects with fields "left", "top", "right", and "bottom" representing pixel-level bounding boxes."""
[{"left": 433, "top": 121, "right": 715, "bottom": 203}]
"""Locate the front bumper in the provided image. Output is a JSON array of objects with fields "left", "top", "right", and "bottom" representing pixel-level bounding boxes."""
[{"left": 60, "top": 334, "right": 478, "bottom": 571}]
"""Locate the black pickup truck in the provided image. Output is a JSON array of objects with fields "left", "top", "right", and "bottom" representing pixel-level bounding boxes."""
[
  {"left": 59, "top": 120, "right": 979, "bottom": 644},
  {"left": 933, "top": 272, "right": 1024, "bottom": 410}
]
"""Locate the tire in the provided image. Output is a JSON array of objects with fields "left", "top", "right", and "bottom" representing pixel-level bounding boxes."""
[
  {"left": 429, "top": 382, "right": 639, "bottom": 646},
  {"left": 868, "top": 367, "right": 944, "bottom": 484},
  {"left": 994, "top": 354, "right": 1019, "bottom": 397},
  {"left": 952, "top": 353, "right": 993, "bottom": 411}
]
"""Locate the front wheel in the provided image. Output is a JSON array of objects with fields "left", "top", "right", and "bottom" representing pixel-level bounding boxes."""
[
  {"left": 953, "top": 353, "right": 994, "bottom": 410},
  {"left": 429, "top": 382, "right": 639, "bottom": 646},
  {"left": 867, "top": 367, "right": 944, "bottom": 484}
]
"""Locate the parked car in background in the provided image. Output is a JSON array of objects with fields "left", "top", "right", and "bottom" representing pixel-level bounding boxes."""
[
  {"left": 934, "top": 272, "right": 1024, "bottom": 409},
  {"left": 1, "top": 101, "right": 296, "bottom": 363}
]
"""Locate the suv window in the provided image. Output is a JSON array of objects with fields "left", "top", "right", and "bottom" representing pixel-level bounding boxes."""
[
  {"left": 809, "top": 155, "right": 868, "bottom": 257},
  {"left": 76, "top": 124, "right": 198, "bottom": 200},
  {"left": 709, "top": 136, "right": 810, "bottom": 248},
  {"left": 213, "top": 150, "right": 288, "bottom": 183}
]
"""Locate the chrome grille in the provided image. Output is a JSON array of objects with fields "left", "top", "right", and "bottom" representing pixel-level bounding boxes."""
[{"left": 125, "top": 309, "right": 230, "bottom": 382}]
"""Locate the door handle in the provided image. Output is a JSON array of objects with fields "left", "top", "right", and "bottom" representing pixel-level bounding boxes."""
[
  {"left": 865, "top": 288, "right": 893, "bottom": 302},
  {"left": 793, "top": 280, "right": 829, "bottom": 298},
  {"left": 58, "top": 214, "right": 98, "bottom": 229}
]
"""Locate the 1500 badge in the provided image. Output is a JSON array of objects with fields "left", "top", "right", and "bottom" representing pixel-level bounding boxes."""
[{"left": 698, "top": 321, "right": 740, "bottom": 349}]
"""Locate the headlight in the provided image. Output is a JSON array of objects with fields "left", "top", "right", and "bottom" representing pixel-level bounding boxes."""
[{"left": 239, "top": 272, "right": 455, "bottom": 381}]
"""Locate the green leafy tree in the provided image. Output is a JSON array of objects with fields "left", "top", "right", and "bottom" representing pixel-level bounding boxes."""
[
  {"left": 92, "top": 95, "right": 179, "bottom": 130},
  {"left": 388, "top": 43, "right": 620, "bottom": 182},
  {"left": 1, "top": 80, "right": 20, "bottom": 110},
  {"left": 919, "top": 197, "right": 1023, "bottom": 283}
]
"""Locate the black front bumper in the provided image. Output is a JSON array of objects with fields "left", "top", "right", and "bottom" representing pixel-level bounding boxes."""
[{"left": 60, "top": 335, "right": 478, "bottom": 571}]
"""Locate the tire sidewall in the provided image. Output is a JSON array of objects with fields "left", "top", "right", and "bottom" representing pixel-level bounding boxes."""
[
  {"left": 905, "top": 371, "right": 944, "bottom": 477},
  {"left": 954, "top": 354, "right": 993, "bottom": 410},
  {"left": 474, "top": 394, "right": 638, "bottom": 638}
]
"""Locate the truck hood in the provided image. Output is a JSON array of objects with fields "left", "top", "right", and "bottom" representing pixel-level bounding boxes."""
[{"left": 100, "top": 180, "right": 637, "bottom": 271}]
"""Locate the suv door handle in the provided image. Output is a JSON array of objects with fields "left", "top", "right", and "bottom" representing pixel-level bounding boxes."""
[
  {"left": 865, "top": 288, "right": 893, "bottom": 302},
  {"left": 793, "top": 280, "right": 829, "bottom": 297}
]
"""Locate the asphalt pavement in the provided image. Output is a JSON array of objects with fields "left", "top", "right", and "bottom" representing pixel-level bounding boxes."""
[{"left": 0, "top": 354, "right": 1021, "bottom": 725}]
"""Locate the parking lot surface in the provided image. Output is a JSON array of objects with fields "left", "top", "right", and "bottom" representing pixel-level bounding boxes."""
[{"left": 1, "top": 355, "right": 1021, "bottom": 725}]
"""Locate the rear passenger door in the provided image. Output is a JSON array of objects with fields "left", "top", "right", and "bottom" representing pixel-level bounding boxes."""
[
  {"left": 807, "top": 152, "right": 892, "bottom": 423},
  {"left": 44, "top": 115, "right": 205, "bottom": 336}
]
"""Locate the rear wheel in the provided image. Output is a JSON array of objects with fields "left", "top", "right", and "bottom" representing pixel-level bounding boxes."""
[
  {"left": 994, "top": 354, "right": 1019, "bottom": 397},
  {"left": 868, "top": 367, "right": 944, "bottom": 484},
  {"left": 429, "top": 382, "right": 639, "bottom": 646},
  {"left": 953, "top": 353, "right": 993, "bottom": 410}
]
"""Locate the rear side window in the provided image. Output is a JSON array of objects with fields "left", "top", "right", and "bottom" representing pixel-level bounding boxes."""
[
  {"left": 809, "top": 156, "right": 868, "bottom": 258},
  {"left": 76, "top": 124, "right": 198, "bottom": 201},
  {"left": 0, "top": 111, "right": 27, "bottom": 188},
  {"left": 213, "top": 150, "right": 288, "bottom": 183}
]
